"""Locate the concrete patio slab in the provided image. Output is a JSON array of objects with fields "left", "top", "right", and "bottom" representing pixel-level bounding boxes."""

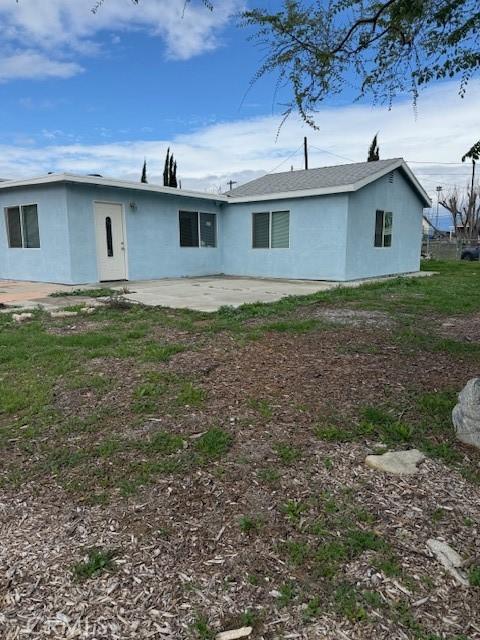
[{"left": 0, "top": 272, "right": 434, "bottom": 313}]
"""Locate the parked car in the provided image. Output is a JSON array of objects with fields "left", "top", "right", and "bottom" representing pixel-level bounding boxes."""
[{"left": 461, "top": 246, "right": 480, "bottom": 261}]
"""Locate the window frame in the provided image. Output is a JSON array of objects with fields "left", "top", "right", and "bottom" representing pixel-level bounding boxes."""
[
  {"left": 374, "top": 209, "right": 393, "bottom": 248},
  {"left": 252, "top": 210, "right": 290, "bottom": 249},
  {"left": 178, "top": 209, "right": 217, "bottom": 248},
  {"left": 4, "top": 203, "right": 40, "bottom": 249}
]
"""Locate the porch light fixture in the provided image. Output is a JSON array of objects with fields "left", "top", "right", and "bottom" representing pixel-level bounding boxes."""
[{"left": 129, "top": 201, "right": 138, "bottom": 211}]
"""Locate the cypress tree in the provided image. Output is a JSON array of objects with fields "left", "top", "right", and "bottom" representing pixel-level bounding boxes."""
[
  {"left": 163, "top": 148, "right": 170, "bottom": 186},
  {"left": 171, "top": 161, "right": 178, "bottom": 188},
  {"left": 367, "top": 134, "right": 380, "bottom": 162},
  {"left": 141, "top": 159, "right": 148, "bottom": 183}
]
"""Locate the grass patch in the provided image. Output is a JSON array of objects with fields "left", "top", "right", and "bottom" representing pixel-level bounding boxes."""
[
  {"left": 195, "top": 428, "right": 233, "bottom": 460},
  {"left": 469, "top": 566, "right": 480, "bottom": 587},
  {"left": 274, "top": 442, "right": 301, "bottom": 464},
  {"left": 248, "top": 397, "right": 273, "bottom": 418},
  {"left": 73, "top": 548, "right": 117, "bottom": 581},
  {"left": 239, "top": 515, "right": 263, "bottom": 534},
  {"left": 177, "top": 382, "right": 206, "bottom": 407}
]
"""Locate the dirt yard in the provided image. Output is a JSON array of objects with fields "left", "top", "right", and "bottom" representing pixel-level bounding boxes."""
[{"left": 1, "top": 261, "right": 479, "bottom": 639}]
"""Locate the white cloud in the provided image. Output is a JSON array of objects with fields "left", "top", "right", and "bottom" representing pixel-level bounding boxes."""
[
  {"left": 0, "top": 80, "right": 477, "bottom": 198},
  {"left": 0, "top": 0, "right": 241, "bottom": 80},
  {"left": 0, "top": 51, "right": 82, "bottom": 81}
]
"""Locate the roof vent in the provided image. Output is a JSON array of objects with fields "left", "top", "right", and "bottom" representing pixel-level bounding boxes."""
[{"left": 388, "top": 171, "right": 394, "bottom": 183}]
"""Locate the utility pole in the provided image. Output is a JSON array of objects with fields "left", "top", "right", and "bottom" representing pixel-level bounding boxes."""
[
  {"left": 435, "top": 185, "right": 442, "bottom": 230},
  {"left": 304, "top": 136, "right": 308, "bottom": 170},
  {"left": 228, "top": 180, "right": 237, "bottom": 191}
]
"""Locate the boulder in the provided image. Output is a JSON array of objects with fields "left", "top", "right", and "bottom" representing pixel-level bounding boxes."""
[
  {"left": 12, "top": 312, "right": 33, "bottom": 323},
  {"left": 365, "top": 449, "right": 425, "bottom": 475},
  {"left": 50, "top": 310, "right": 78, "bottom": 318},
  {"left": 426, "top": 539, "right": 469, "bottom": 586},
  {"left": 452, "top": 378, "right": 480, "bottom": 449}
]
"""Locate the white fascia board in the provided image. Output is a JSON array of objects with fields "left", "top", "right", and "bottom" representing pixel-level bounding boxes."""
[{"left": 0, "top": 173, "right": 228, "bottom": 203}]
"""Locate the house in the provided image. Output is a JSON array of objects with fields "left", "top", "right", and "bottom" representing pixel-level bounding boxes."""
[{"left": 0, "top": 158, "right": 430, "bottom": 285}]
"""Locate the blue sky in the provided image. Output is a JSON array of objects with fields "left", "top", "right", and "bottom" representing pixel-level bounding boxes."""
[{"left": 0, "top": 0, "right": 477, "bottom": 204}]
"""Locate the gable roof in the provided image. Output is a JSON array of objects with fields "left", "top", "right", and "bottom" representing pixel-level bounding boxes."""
[{"left": 226, "top": 158, "right": 431, "bottom": 206}]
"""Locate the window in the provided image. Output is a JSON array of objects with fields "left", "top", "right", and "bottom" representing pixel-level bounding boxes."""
[
  {"left": 200, "top": 212, "right": 216, "bottom": 247},
  {"left": 252, "top": 210, "right": 290, "bottom": 248},
  {"left": 5, "top": 204, "right": 40, "bottom": 248},
  {"left": 374, "top": 210, "right": 392, "bottom": 248},
  {"left": 179, "top": 210, "right": 216, "bottom": 248},
  {"left": 105, "top": 216, "right": 114, "bottom": 257}
]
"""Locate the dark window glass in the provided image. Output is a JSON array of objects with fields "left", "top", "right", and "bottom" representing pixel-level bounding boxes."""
[
  {"left": 5, "top": 207, "right": 22, "bottom": 248},
  {"left": 105, "top": 216, "right": 114, "bottom": 257},
  {"left": 271, "top": 211, "right": 289, "bottom": 248},
  {"left": 252, "top": 212, "right": 270, "bottom": 248},
  {"left": 383, "top": 211, "right": 393, "bottom": 247},
  {"left": 374, "top": 210, "right": 384, "bottom": 247},
  {"left": 200, "top": 212, "right": 216, "bottom": 247},
  {"left": 179, "top": 210, "right": 199, "bottom": 247},
  {"left": 22, "top": 204, "right": 40, "bottom": 248}
]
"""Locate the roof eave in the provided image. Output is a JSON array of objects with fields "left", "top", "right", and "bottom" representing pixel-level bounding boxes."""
[{"left": 0, "top": 173, "right": 228, "bottom": 203}]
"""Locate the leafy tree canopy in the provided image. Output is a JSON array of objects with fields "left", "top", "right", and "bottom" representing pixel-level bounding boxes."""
[{"left": 243, "top": 0, "right": 480, "bottom": 127}]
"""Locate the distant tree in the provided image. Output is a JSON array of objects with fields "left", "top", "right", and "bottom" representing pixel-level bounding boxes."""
[
  {"left": 441, "top": 185, "right": 480, "bottom": 242},
  {"left": 367, "top": 134, "right": 380, "bottom": 162},
  {"left": 141, "top": 159, "right": 148, "bottom": 184},
  {"left": 462, "top": 139, "right": 480, "bottom": 200},
  {"left": 171, "top": 161, "right": 178, "bottom": 188},
  {"left": 163, "top": 148, "right": 170, "bottom": 187},
  {"left": 163, "top": 148, "right": 179, "bottom": 188}
]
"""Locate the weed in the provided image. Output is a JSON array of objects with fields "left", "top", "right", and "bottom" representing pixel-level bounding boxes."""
[
  {"left": 257, "top": 467, "right": 281, "bottom": 483},
  {"left": 469, "top": 566, "right": 480, "bottom": 587},
  {"left": 277, "top": 581, "right": 296, "bottom": 607},
  {"left": 282, "top": 499, "right": 308, "bottom": 523},
  {"left": 333, "top": 584, "right": 367, "bottom": 622},
  {"left": 178, "top": 382, "right": 206, "bottom": 407},
  {"left": 284, "top": 540, "right": 311, "bottom": 565},
  {"left": 239, "top": 515, "right": 262, "bottom": 534},
  {"left": 192, "top": 615, "right": 214, "bottom": 640},
  {"left": 274, "top": 442, "right": 301, "bottom": 464},
  {"left": 144, "top": 431, "right": 184, "bottom": 455},
  {"left": 50, "top": 287, "right": 116, "bottom": 298},
  {"left": 73, "top": 548, "right": 117, "bottom": 581},
  {"left": 196, "top": 428, "right": 232, "bottom": 460},
  {"left": 247, "top": 397, "right": 273, "bottom": 418},
  {"left": 303, "top": 596, "right": 322, "bottom": 621}
]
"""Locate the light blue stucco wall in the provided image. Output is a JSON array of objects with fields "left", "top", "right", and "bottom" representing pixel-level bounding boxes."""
[
  {"left": 345, "top": 169, "right": 423, "bottom": 280},
  {"left": 66, "top": 184, "right": 223, "bottom": 283},
  {"left": 0, "top": 171, "right": 424, "bottom": 284},
  {"left": 0, "top": 184, "right": 73, "bottom": 283},
  {"left": 221, "top": 194, "right": 349, "bottom": 280}
]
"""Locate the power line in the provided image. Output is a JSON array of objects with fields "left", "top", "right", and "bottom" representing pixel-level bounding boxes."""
[
  {"left": 266, "top": 144, "right": 303, "bottom": 174},
  {"left": 309, "top": 145, "right": 356, "bottom": 163}
]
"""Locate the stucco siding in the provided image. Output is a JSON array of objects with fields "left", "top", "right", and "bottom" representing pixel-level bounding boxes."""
[
  {"left": 0, "top": 184, "right": 72, "bottom": 283},
  {"left": 345, "top": 169, "right": 423, "bottom": 280},
  {"left": 221, "top": 194, "right": 349, "bottom": 280},
  {"left": 66, "top": 184, "right": 223, "bottom": 283}
]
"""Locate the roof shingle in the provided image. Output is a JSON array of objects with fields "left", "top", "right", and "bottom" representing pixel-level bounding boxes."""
[{"left": 226, "top": 158, "right": 402, "bottom": 198}]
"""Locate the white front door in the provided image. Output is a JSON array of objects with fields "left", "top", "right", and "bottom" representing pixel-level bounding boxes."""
[{"left": 94, "top": 202, "right": 127, "bottom": 281}]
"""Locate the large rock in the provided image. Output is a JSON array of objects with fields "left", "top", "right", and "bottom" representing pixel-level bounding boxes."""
[
  {"left": 365, "top": 449, "right": 425, "bottom": 475},
  {"left": 426, "top": 539, "right": 469, "bottom": 586},
  {"left": 452, "top": 378, "right": 480, "bottom": 449}
]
